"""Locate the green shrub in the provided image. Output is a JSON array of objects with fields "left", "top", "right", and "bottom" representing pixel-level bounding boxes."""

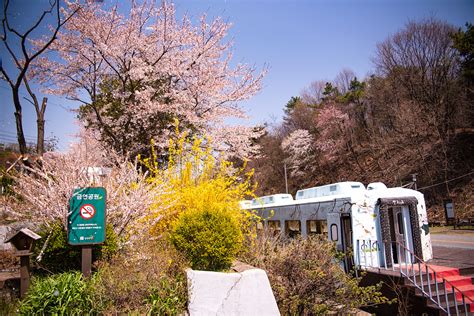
[
  {"left": 33, "top": 221, "right": 119, "bottom": 273},
  {"left": 18, "top": 272, "right": 100, "bottom": 315},
  {"left": 170, "top": 207, "right": 243, "bottom": 271}
]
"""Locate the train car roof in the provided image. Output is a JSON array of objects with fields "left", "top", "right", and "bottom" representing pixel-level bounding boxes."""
[{"left": 243, "top": 182, "right": 424, "bottom": 210}]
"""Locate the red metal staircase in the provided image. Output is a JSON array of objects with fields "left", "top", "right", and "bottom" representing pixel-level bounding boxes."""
[
  {"left": 356, "top": 239, "right": 473, "bottom": 315},
  {"left": 408, "top": 264, "right": 474, "bottom": 315}
]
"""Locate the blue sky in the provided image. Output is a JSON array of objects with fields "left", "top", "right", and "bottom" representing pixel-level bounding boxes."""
[{"left": 0, "top": 0, "right": 472, "bottom": 151}]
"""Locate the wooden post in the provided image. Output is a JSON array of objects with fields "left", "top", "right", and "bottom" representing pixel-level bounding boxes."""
[
  {"left": 81, "top": 246, "right": 92, "bottom": 278},
  {"left": 19, "top": 255, "right": 30, "bottom": 298},
  {"left": 4, "top": 228, "right": 41, "bottom": 298}
]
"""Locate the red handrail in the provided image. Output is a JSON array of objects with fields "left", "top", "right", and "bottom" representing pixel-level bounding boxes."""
[
  {"left": 356, "top": 239, "right": 472, "bottom": 315},
  {"left": 394, "top": 240, "right": 473, "bottom": 304}
]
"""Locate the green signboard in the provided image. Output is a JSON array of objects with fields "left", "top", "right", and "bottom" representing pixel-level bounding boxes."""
[{"left": 68, "top": 187, "right": 106, "bottom": 245}]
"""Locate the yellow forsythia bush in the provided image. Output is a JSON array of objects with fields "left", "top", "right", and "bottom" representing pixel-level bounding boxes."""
[{"left": 140, "top": 125, "right": 256, "bottom": 270}]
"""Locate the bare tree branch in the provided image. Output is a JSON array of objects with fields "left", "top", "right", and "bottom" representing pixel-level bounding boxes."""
[{"left": 0, "top": 0, "right": 80, "bottom": 154}]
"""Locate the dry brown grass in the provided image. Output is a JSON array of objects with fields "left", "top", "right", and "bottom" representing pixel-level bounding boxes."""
[
  {"left": 93, "top": 237, "right": 188, "bottom": 314},
  {"left": 239, "top": 233, "right": 391, "bottom": 315}
]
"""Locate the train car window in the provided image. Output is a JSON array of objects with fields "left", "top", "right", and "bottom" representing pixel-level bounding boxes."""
[
  {"left": 307, "top": 220, "right": 317, "bottom": 234},
  {"left": 397, "top": 212, "right": 404, "bottom": 235},
  {"left": 267, "top": 220, "right": 281, "bottom": 230},
  {"left": 330, "top": 224, "right": 338, "bottom": 241},
  {"left": 320, "top": 221, "right": 328, "bottom": 235},
  {"left": 285, "top": 220, "right": 301, "bottom": 238},
  {"left": 255, "top": 220, "right": 264, "bottom": 237},
  {"left": 267, "top": 220, "right": 281, "bottom": 237},
  {"left": 307, "top": 220, "right": 328, "bottom": 236}
]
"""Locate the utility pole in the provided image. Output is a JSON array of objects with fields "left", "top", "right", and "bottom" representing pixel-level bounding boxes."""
[
  {"left": 284, "top": 164, "right": 288, "bottom": 194},
  {"left": 412, "top": 173, "right": 418, "bottom": 190}
]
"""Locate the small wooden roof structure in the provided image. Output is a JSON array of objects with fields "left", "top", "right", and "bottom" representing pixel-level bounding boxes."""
[
  {"left": 4, "top": 228, "right": 41, "bottom": 243},
  {"left": 4, "top": 228, "right": 41, "bottom": 252}
]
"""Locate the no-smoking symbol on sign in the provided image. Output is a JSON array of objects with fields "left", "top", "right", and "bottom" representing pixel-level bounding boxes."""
[{"left": 80, "top": 204, "right": 96, "bottom": 220}]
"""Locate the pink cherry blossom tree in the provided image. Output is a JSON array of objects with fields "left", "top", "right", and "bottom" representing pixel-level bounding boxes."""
[
  {"left": 281, "top": 104, "right": 351, "bottom": 179},
  {"left": 34, "top": 0, "right": 265, "bottom": 160},
  {"left": 314, "top": 103, "right": 351, "bottom": 163}
]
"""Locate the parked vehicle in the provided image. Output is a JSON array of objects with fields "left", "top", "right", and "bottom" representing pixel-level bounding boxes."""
[{"left": 242, "top": 181, "right": 433, "bottom": 272}]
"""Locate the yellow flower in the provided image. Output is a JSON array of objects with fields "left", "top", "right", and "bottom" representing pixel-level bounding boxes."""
[{"left": 139, "top": 122, "right": 257, "bottom": 237}]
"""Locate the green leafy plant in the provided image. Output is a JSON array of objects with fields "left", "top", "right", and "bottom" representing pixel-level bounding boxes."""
[
  {"left": 170, "top": 206, "right": 243, "bottom": 271},
  {"left": 18, "top": 272, "right": 100, "bottom": 315},
  {"left": 0, "top": 175, "right": 14, "bottom": 196},
  {"left": 33, "top": 221, "right": 119, "bottom": 273},
  {"left": 146, "top": 275, "right": 187, "bottom": 315}
]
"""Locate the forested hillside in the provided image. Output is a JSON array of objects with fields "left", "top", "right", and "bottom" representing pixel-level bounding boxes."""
[{"left": 248, "top": 19, "right": 473, "bottom": 221}]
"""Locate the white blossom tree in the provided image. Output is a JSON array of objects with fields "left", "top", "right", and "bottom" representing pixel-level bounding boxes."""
[
  {"left": 281, "top": 129, "right": 316, "bottom": 178},
  {"left": 34, "top": 0, "right": 265, "bottom": 159},
  {"left": 11, "top": 129, "right": 156, "bottom": 237}
]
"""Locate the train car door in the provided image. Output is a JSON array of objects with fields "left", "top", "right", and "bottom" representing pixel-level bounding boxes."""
[
  {"left": 340, "top": 214, "right": 354, "bottom": 272},
  {"left": 328, "top": 212, "right": 352, "bottom": 272},
  {"left": 327, "top": 212, "right": 341, "bottom": 250},
  {"left": 388, "top": 206, "right": 412, "bottom": 263},
  {"left": 379, "top": 197, "right": 419, "bottom": 267}
]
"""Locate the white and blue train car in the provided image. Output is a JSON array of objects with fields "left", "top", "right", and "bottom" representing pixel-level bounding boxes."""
[{"left": 242, "top": 181, "right": 432, "bottom": 271}]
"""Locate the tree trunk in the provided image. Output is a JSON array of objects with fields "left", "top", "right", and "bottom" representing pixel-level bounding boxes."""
[
  {"left": 36, "top": 97, "right": 47, "bottom": 156},
  {"left": 12, "top": 88, "right": 28, "bottom": 155},
  {"left": 37, "top": 116, "right": 45, "bottom": 156},
  {"left": 1, "top": 0, "right": 79, "bottom": 157}
]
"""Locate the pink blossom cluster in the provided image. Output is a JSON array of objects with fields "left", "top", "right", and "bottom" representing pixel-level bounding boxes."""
[
  {"left": 314, "top": 103, "right": 350, "bottom": 162},
  {"left": 33, "top": 0, "right": 265, "bottom": 159}
]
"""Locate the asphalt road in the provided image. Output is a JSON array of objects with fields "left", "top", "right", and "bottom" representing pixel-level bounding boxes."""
[
  {"left": 430, "top": 231, "right": 474, "bottom": 270},
  {"left": 430, "top": 232, "right": 474, "bottom": 250}
]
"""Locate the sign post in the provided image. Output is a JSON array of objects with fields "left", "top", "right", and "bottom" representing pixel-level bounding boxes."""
[
  {"left": 68, "top": 187, "right": 106, "bottom": 277},
  {"left": 443, "top": 199, "right": 455, "bottom": 227}
]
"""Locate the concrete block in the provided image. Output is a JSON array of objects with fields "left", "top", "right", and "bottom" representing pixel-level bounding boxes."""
[{"left": 187, "top": 268, "right": 279, "bottom": 316}]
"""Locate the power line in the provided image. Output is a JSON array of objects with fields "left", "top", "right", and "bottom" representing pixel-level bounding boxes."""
[
  {"left": 0, "top": 133, "right": 36, "bottom": 141},
  {"left": 0, "top": 136, "right": 36, "bottom": 143},
  {"left": 0, "top": 131, "right": 62, "bottom": 147},
  {"left": 0, "top": 130, "right": 37, "bottom": 140},
  {"left": 0, "top": 134, "right": 66, "bottom": 150},
  {"left": 0, "top": 128, "right": 65, "bottom": 144},
  {"left": 0, "top": 83, "right": 75, "bottom": 111},
  {"left": 418, "top": 171, "right": 474, "bottom": 191},
  {"left": 0, "top": 133, "right": 37, "bottom": 141}
]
